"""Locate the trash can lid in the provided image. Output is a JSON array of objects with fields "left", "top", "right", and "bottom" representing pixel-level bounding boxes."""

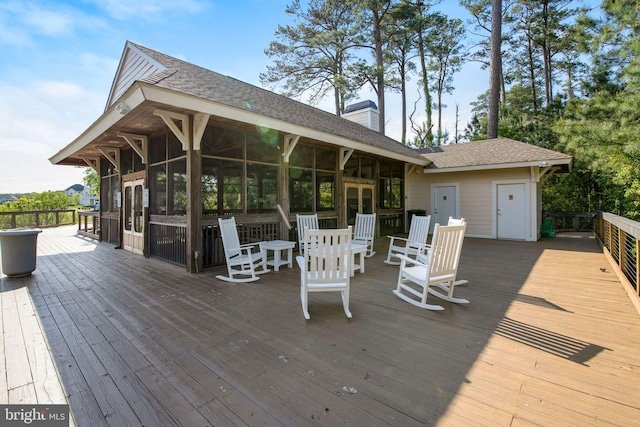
[{"left": 0, "top": 228, "right": 42, "bottom": 236}]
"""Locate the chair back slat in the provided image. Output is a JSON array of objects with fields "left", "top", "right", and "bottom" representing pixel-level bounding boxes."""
[
  {"left": 303, "top": 227, "right": 351, "bottom": 283},
  {"left": 447, "top": 217, "right": 466, "bottom": 226},
  {"left": 297, "top": 214, "right": 319, "bottom": 252},
  {"left": 219, "top": 217, "right": 241, "bottom": 256},
  {"left": 353, "top": 213, "right": 376, "bottom": 257},
  {"left": 427, "top": 223, "right": 466, "bottom": 278},
  {"left": 354, "top": 213, "right": 375, "bottom": 240},
  {"left": 407, "top": 215, "right": 430, "bottom": 246}
]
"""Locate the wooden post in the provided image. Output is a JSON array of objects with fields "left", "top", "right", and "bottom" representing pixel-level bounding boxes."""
[
  {"left": 186, "top": 115, "right": 202, "bottom": 273},
  {"left": 636, "top": 238, "right": 639, "bottom": 297}
]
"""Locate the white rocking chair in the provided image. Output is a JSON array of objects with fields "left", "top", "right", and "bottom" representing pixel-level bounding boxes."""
[
  {"left": 352, "top": 213, "right": 376, "bottom": 258},
  {"left": 216, "top": 217, "right": 269, "bottom": 283},
  {"left": 296, "top": 214, "right": 319, "bottom": 255},
  {"left": 296, "top": 227, "right": 352, "bottom": 320},
  {"left": 384, "top": 215, "right": 430, "bottom": 265},
  {"left": 416, "top": 217, "right": 466, "bottom": 264},
  {"left": 393, "top": 223, "right": 468, "bottom": 310}
]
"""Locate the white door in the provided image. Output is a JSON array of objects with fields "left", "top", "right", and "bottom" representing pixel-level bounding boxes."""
[
  {"left": 433, "top": 185, "right": 457, "bottom": 229},
  {"left": 123, "top": 178, "right": 145, "bottom": 255},
  {"left": 497, "top": 183, "right": 526, "bottom": 240}
]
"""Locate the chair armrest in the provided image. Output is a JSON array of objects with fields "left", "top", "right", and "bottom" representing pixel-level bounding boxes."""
[
  {"left": 295, "top": 255, "right": 306, "bottom": 271},
  {"left": 395, "top": 253, "right": 427, "bottom": 268},
  {"left": 387, "top": 235, "right": 409, "bottom": 243}
]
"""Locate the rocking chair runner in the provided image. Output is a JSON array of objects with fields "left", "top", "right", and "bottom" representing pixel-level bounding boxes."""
[
  {"left": 384, "top": 215, "right": 430, "bottom": 265},
  {"left": 352, "top": 213, "right": 376, "bottom": 258},
  {"left": 393, "top": 223, "right": 468, "bottom": 310},
  {"left": 216, "top": 217, "right": 269, "bottom": 283},
  {"left": 296, "top": 226, "right": 353, "bottom": 320}
]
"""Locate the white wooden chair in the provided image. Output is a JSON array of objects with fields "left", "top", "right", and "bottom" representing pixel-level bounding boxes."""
[
  {"left": 216, "top": 217, "right": 269, "bottom": 282},
  {"left": 416, "top": 217, "right": 466, "bottom": 264},
  {"left": 352, "top": 213, "right": 376, "bottom": 258},
  {"left": 393, "top": 223, "right": 468, "bottom": 310},
  {"left": 296, "top": 214, "right": 319, "bottom": 255},
  {"left": 296, "top": 227, "right": 352, "bottom": 320},
  {"left": 384, "top": 215, "right": 430, "bottom": 265},
  {"left": 447, "top": 216, "right": 466, "bottom": 226}
]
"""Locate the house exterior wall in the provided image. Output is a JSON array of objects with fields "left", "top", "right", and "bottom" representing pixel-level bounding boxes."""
[{"left": 407, "top": 168, "right": 539, "bottom": 241}]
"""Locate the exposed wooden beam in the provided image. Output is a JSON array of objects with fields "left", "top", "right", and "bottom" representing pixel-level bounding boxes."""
[
  {"left": 193, "top": 113, "right": 210, "bottom": 151},
  {"left": 118, "top": 132, "right": 148, "bottom": 164},
  {"left": 406, "top": 164, "right": 417, "bottom": 176},
  {"left": 283, "top": 134, "right": 300, "bottom": 163},
  {"left": 339, "top": 147, "right": 354, "bottom": 170},
  {"left": 80, "top": 157, "right": 99, "bottom": 172},
  {"left": 153, "top": 109, "right": 191, "bottom": 150},
  {"left": 96, "top": 146, "right": 120, "bottom": 170}
]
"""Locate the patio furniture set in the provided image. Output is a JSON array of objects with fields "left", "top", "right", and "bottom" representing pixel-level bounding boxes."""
[{"left": 216, "top": 213, "right": 469, "bottom": 319}]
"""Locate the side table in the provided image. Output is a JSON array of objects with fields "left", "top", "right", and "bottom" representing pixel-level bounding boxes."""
[{"left": 261, "top": 240, "right": 296, "bottom": 272}]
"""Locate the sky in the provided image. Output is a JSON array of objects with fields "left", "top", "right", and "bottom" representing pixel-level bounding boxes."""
[{"left": 0, "top": 0, "right": 489, "bottom": 194}]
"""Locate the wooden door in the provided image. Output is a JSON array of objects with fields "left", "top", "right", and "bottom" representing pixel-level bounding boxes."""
[
  {"left": 345, "top": 183, "right": 374, "bottom": 226},
  {"left": 122, "top": 178, "right": 145, "bottom": 255}
]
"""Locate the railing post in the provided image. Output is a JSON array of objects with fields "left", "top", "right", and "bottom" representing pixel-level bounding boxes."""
[
  {"left": 11, "top": 213, "right": 16, "bottom": 229},
  {"left": 636, "top": 237, "right": 639, "bottom": 297}
]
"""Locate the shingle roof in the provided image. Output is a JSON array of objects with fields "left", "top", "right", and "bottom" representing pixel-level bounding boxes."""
[
  {"left": 418, "top": 138, "right": 573, "bottom": 170},
  {"left": 130, "top": 42, "right": 423, "bottom": 161}
]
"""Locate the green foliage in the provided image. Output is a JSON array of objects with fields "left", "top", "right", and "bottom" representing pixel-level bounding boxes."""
[
  {"left": 0, "top": 191, "right": 78, "bottom": 212},
  {"left": 83, "top": 168, "right": 100, "bottom": 197}
]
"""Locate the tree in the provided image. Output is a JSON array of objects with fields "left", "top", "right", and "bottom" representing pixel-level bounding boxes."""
[
  {"left": 403, "top": 0, "right": 439, "bottom": 145},
  {"left": 83, "top": 168, "right": 100, "bottom": 197},
  {"left": 424, "top": 13, "right": 465, "bottom": 145},
  {"left": 487, "top": 0, "right": 502, "bottom": 139},
  {"left": 260, "top": 0, "right": 365, "bottom": 115},
  {"left": 552, "top": 1, "right": 640, "bottom": 219},
  {"left": 355, "top": 0, "right": 398, "bottom": 134}
]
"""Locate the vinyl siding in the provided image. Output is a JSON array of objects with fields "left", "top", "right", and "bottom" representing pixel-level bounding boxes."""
[{"left": 408, "top": 168, "right": 532, "bottom": 239}]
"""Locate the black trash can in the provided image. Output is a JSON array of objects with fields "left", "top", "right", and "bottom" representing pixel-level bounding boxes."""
[
  {"left": 407, "top": 209, "right": 427, "bottom": 224},
  {"left": 0, "top": 228, "right": 42, "bottom": 277}
]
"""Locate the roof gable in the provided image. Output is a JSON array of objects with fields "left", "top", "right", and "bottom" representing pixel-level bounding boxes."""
[
  {"left": 124, "top": 42, "right": 422, "bottom": 161},
  {"left": 105, "top": 41, "right": 167, "bottom": 111}
]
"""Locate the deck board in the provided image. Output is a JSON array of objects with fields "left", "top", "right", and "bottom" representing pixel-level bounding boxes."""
[{"left": 2, "top": 226, "right": 640, "bottom": 426}]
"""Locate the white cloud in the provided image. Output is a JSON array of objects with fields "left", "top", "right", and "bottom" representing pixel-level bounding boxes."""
[
  {"left": 0, "top": 1, "right": 110, "bottom": 46},
  {"left": 0, "top": 81, "right": 103, "bottom": 193}
]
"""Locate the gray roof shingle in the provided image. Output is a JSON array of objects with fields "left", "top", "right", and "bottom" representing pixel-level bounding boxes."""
[
  {"left": 418, "top": 138, "right": 572, "bottom": 169},
  {"left": 130, "top": 42, "right": 423, "bottom": 161}
]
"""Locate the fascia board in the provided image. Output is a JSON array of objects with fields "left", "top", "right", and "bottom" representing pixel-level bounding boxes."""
[
  {"left": 422, "top": 158, "right": 573, "bottom": 174},
  {"left": 50, "top": 85, "right": 146, "bottom": 165}
]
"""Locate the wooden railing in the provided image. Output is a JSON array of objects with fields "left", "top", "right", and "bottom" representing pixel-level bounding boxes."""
[
  {"left": 546, "top": 211, "right": 595, "bottom": 232},
  {"left": 594, "top": 212, "right": 640, "bottom": 314},
  {"left": 0, "top": 209, "right": 76, "bottom": 229},
  {"left": 78, "top": 211, "right": 100, "bottom": 239}
]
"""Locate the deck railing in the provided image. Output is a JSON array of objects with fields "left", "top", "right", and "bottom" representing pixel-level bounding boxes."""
[
  {"left": 0, "top": 209, "right": 76, "bottom": 229},
  {"left": 546, "top": 211, "right": 595, "bottom": 232},
  {"left": 78, "top": 211, "right": 100, "bottom": 239},
  {"left": 594, "top": 212, "right": 640, "bottom": 313}
]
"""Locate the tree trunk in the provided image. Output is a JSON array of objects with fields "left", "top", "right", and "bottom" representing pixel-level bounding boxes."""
[
  {"left": 372, "top": 11, "right": 386, "bottom": 135},
  {"left": 487, "top": 0, "right": 502, "bottom": 139}
]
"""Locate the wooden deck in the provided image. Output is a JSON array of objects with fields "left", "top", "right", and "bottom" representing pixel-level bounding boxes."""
[{"left": 2, "top": 225, "right": 639, "bottom": 426}]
